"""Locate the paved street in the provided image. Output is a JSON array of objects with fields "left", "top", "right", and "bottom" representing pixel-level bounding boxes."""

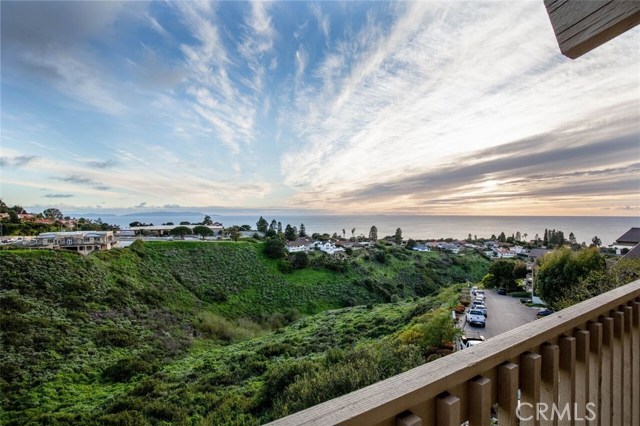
[{"left": 464, "top": 289, "right": 538, "bottom": 339}]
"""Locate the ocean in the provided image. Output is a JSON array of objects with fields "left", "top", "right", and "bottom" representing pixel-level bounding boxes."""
[{"left": 83, "top": 213, "right": 638, "bottom": 247}]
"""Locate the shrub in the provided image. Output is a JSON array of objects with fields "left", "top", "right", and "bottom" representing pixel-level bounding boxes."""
[
  {"left": 95, "top": 327, "right": 137, "bottom": 348},
  {"left": 264, "top": 237, "right": 286, "bottom": 259},
  {"left": 103, "top": 358, "right": 154, "bottom": 382}
]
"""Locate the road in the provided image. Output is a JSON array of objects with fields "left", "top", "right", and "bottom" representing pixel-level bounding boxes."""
[{"left": 463, "top": 289, "right": 538, "bottom": 339}]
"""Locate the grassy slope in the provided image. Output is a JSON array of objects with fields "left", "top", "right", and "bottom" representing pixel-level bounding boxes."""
[{"left": 0, "top": 241, "right": 488, "bottom": 425}]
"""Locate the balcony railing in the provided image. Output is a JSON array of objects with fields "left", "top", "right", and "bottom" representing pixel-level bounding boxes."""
[{"left": 268, "top": 279, "right": 640, "bottom": 426}]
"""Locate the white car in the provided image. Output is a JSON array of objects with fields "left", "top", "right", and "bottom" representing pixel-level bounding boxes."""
[
  {"left": 456, "top": 333, "right": 485, "bottom": 350},
  {"left": 474, "top": 304, "right": 488, "bottom": 317},
  {"left": 467, "top": 309, "right": 486, "bottom": 327}
]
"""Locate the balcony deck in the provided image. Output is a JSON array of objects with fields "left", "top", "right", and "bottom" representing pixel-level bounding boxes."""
[{"left": 268, "top": 279, "right": 640, "bottom": 426}]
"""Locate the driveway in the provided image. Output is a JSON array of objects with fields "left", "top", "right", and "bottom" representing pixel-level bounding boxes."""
[{"left": 463, "top": 289, "right": 538, "bottom": 339}]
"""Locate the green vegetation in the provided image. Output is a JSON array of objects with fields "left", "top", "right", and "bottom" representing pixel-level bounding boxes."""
[
  {"left": 0, "top": 241, "right": 488, "bottom": 425},
  {"left": 481, "top": 259, "right": 527, "bottom": 292},
  {"left": 536, "top": 247, "right": 640, "bottom": 309}
]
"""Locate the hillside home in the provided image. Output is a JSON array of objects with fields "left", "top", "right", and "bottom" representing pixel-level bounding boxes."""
[
  {"left": 316, "top": 241, "right": 344, "bottom": 255},
  {"left": 34, "top": 231, "right": 117, "bottom": 254},
  {"left": 412, "top": 244, "right": 431, "bottom": 252},
  {"left": 285, "top": 238, "right": 313, "bottom": 253}
]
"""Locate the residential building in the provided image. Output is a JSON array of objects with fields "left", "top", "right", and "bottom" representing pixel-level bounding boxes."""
[{"left": 34, "top": 231, "right": 117, "bottom": 254}]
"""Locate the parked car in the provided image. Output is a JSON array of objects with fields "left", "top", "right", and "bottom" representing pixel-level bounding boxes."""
[
  {"left": 473, "top": 296, "right": 485, "bottom": 305},
  {"left": 456, "top": 332, "right": 485, "bottom": 350},
  {"left": 474, "top": 304, "right": 488, "bottom": 317},
  {"left": 497, "top": 288, "right": 507, "bottom": 295},
  {"left": 537, "top": 308, "right": 554, "bottom": 318},
  {"left": 466, "top": 309, "right": 486, "bottom": 327}
]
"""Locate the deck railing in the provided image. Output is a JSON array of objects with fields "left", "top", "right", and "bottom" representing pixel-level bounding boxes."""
[{"left": 268, "top": 279, "right": 640, "bottom": 426}]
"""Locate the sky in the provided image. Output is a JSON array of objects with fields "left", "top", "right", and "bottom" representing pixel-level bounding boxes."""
[{"left": 1, "top": 0, "right": 639, "bottom": 217}]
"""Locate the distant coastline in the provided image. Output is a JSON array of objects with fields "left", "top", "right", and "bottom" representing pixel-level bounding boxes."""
[{"left": 75, "top": 213, "right": 638, "bottom": 247}]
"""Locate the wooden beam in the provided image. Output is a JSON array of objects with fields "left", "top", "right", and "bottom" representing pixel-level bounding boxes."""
[{"left": 544, "top": 0, "right": 640, "bottom": 59}]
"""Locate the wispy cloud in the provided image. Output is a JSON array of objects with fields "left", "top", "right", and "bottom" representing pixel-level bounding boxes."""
[
  {"left": 45, "top": 193, "right": 74, "bottom": 198},
  {"left": 87, "top": 159, "right": 117, "bottom": 169},
  {"left": 0, "top": 155, "right": 37, "bottom": 167},
  {"left": 279, "top": 1, "right": 639, "bottom": 213}
]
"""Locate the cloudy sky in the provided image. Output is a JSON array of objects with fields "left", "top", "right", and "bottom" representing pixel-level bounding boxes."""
[{"left": 1, "top": 1, "right": 638, "bottom": 216}]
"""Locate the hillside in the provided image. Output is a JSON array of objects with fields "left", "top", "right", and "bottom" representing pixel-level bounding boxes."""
[{"left": 0, "top": 241, "right": 489, "bottom": 425}]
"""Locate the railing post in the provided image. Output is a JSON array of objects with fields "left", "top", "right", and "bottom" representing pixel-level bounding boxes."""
[
  {"left": 468, "top": 376, "right": 491, "bottom": 426},
  {"left": 575, "top": 330, "right": 590, "bottom": 425},
  {"left": 520, "top": 352, "right": 542, "bottom": 426},
  {"left": 612, "top": 311, "right": 624, "bottom": 426},
  {"left": 498, "top": 362, "right": 519, "bottom": 426},
  {"left": 396, "top": 411, "right": 422, "bottom": 426},
  {"left": 631, "top": 301, "right": 640, "bottom": 426},
  {"left": 586, "top": 321, "right": 602, "bottom": 426},
  {"left": 436, "top": 393, "right": 460, "bottom": 426},
  {"left": 540, "top": 344, "right": 559, "bottom": 426},
  {"left": 599, "top": 316, "right": 614, "bottom": 426},
  {"left": 558, "top": 336, "right": 576, "bottom": 426},
  {"left": 622, "top": 306, "right": 632, "bottom": 426}
]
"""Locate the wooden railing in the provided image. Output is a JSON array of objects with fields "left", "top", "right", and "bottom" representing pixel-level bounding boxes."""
[{"left": 268, "top": 279, "right": 640, "bottom": 426}]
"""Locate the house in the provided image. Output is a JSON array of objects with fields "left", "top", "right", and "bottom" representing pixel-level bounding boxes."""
[
  {"left": 494, "top": 248, "right": 515, "bottom": 258},
  {"left": 412, "top": 244, "right": 430, "bottom": 252},
  {"left": 614, "top": 228, "right": 640, "bottom": 260},
  {"left": 34, "top": 231, "right": 117, "bottom": 254},
  {"left": 528, "top": 248, "right": 551, "bottom": 262},
  {"left": 128, "top": 223, "right": 224, "bottom": 236},
  {"left": 315, "top": 241, "right": 344, "bottom": 255},
  {"left": 615, "top": 228, "right": 640, "bottom": 247},
  {"left": 285, "top": 238, "right": 313, "bottom": 253}
]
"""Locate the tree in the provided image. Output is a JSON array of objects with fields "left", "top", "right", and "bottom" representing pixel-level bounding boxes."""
[
  {"left": 277, "top": 222, "right": 282, "bottom": 234},
  {"left": 193, "top": 225, "right": 214, "bottom": 239},
  {"left": 406, "top": 239, "right": 417, "bottom": 250},
  {"left": 227, "top": 226, "right": 241, "bottom": 242},
  {"left": 129, "top": 221, "right": 143, "bottom": 227},
  {"left": 180, "top": 221, "right": 191, "bottom": 225},
  {"left": 269, "top": 220, "right": 277, "bottom": 232},
  {"left": 342, "top": 229, "right": 346, "bottom": 239},
  {"left": 513, "top": 261, "right": 528, "bottom": 280},
  {"left": 515, "top": 231, "right": 521, "bottom": 241},
  {"left": 486, "top": 259, "right": 518, "bottom": 291},
  {"left": 256, "top": 216, "right": 268, "bottom": 233},
  {"left": 284, "top": 224, "right": 297, "bottom": 241},
  {"left": 591, "top": 236, "right": 602, "bottom": 247},
  {"left": 299, "top": 223, "right": 307, "bottom": 238},
  {"left": 291, "top": 252, "right": 309, "bottom": 269},
  {"left": 394, "top": 228, "right": 403, "bottom": 245},
  {"left": 170, "top": 226, "right": 191, "bottom": 239},
  {"left": 498, "top": 232, "right": 506, "bottom": 242},
  {"left": 536, "top": 247, "right": 606, "bottom": 309},
  {"left": 43, "top": 208, "right": 63, "bottom": 221},
  {"left": 240, "top": 225, "right": 252, "bottom": 231},
  {"left": 264, "top": 236, "right": 286, "bottom": 259},
  {"left": 369, "top": 226, "right": 378, "bottom": 241},
  {"left": 569, "top": 232, "right": 577, "bottom": 246},
  {"left": 351, "top": 228, "right": 356, "bottom": 239}
]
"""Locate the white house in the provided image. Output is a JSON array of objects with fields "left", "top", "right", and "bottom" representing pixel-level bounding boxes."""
[
  {"left": 316, "top": 241, "right": 344, "bottom": 255},
  {"left": 412, "top": 244, "right": 431, "bottom": 252},
  {"left": 285, "top": 238, "right": 313, "bottom": 253}
]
